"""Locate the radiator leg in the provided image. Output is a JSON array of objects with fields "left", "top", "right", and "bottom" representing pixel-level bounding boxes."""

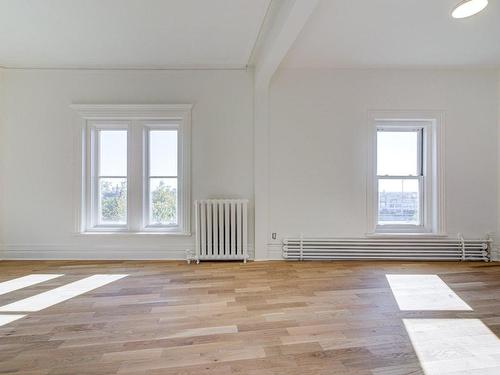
[{"left": 185, "top": 249, "right": 194, "bottom": 264}]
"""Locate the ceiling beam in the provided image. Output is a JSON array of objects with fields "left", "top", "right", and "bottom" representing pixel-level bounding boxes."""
[
  {"left": 253, "top": 0, "right": 320, "bottom": 260},
  {"left": 254, "top": 0, "right": 319, "bottom": 87}
]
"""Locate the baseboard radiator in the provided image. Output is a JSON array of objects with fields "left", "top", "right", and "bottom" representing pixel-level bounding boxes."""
[
  {"left": 283, "top": 236, "right": 491, "bottom": 261},
  {"left": 189, "top": 199, "right": 249, "bottom": 263}
]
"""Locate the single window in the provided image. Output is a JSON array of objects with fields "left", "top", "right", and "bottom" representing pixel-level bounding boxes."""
[
  {"left": 367, "top": 113, "right": 444, "bottom": 235},
  {"left": 146, "top": 129, "right": 179, "bottom": 227},
  {"left": 95, "top": 129, "right": 128, "bottom": 226},
  {"left": 376, "top": 127, "right": 423, "bottom": 228}
]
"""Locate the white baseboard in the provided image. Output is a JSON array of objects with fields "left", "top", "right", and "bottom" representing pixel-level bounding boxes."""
[
  {"left": 491, "top": 244, "right": 500, "bottom": 261},
  {"left": 487, "top": 234, "right": 500, "bottom": 261},
  {"left": 265, "top": 243, "right": 283, "bottom": 260},
  {"left": 0, "top": 244, "right": 187, "bottom": 260},
  {"left": 0, "top": 243, "right": 255, "bottom": 261}
]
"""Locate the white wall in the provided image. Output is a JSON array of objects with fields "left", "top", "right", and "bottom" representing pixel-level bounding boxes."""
[
  {"left": 0, "top": 69, "right": 254, "bottom": 259},
  {"left": 267, "top": 69, "right": 498, "bottom": 249},
  {"left": 1, "top": 67, "right": 498, "bottom": 260},
  {"left": 0, "top": 68, "right": 5, "bottom": 253},
  {"left": 496, "top": 70, "right": 500, "bottom": 260}
]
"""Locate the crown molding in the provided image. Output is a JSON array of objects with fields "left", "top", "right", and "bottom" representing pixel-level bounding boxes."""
[
  {"left": 0, "top": 64, "right": 248, "bottom": 71},
  {"left": 70, "top": 104, "right": 193, "bottom": 120}
]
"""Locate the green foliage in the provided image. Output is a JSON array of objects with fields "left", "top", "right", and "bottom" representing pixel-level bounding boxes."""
[
  {"left": 101, "top": 180, "right": 127, "bottom": 223},
  {"left": 99, "top": 179, "right": 175, "bottom": 225},
  {"left": 152, "top": 181, "right": 177, "bottom": 224}
]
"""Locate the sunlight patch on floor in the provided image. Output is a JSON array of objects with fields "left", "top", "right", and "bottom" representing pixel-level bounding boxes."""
[
  {"left": 0, "top": 274, "right": 63, "bottom": 296},
  {"left": 0, "top": 314, "right": 25, "bottom": 327},
  {"left": 386, "top": 274, "right": 472, "bottom": 311},
  {"left": 404, "top": 319, "right": 500, "bottom": 375},
  {"left": 0, "top": 274, "right": 127, "bottom": 312}
]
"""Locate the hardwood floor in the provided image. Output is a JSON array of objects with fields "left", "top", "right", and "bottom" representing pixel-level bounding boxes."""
[{"left": 0, "top": 260, "right": 499, "bottom": 374}]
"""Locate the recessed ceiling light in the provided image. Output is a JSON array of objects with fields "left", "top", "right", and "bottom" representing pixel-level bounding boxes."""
[{"left": 452, "top": 0, "right": 488, "bottom": 19}]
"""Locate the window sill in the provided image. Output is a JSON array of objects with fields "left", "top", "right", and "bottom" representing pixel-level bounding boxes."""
[
  {"left": 74, "top": 231, "right": 192, "bottom": 237},
  {"left": 365, "top": 232, "right": 448, "bottom": 238}
]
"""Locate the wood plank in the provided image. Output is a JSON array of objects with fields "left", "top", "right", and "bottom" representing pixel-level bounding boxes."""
[{"left": 0, "top": 260, "right": 498, "bottom": 374}]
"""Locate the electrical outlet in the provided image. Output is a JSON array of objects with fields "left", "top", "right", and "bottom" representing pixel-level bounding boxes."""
[{"left": 271, "top": 232, "right": 277, "bottom": 240}]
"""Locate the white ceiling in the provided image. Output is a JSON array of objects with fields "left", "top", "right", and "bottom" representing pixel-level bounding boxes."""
[
  {"left": 283, "top": 0, "right": 500, "bottom": 68},
  {"left": 0, "top": 0, "right": 270, "bottom": 69},
  {"left": 1, "top": 0, "right": 498, "bottom": 70}
]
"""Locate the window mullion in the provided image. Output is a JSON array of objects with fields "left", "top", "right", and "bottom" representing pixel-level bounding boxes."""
[
  {"left": 128, "top": 122, "right": 143, "bottom": 231},
  {"left": 418, "top": 128, "right": 424, "bottom": 176},
  {"left": 419, "top": 175, "right": 425, "bottom": 227}
]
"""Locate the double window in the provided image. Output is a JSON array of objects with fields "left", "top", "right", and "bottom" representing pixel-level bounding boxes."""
[
  {"left": 73, "top": 105, "right": 191, "bottom": 234},
  {"left": 369, "top": 114, "right": 444, "bottom": 235}
]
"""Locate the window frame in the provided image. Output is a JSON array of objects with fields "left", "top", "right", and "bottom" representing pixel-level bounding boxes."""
[
  {"left": 72, "top": 104, "right": 192, "bottom": 236},
  {"left": 87, "top": 122, "right": 130, "bottom": 231},
  {"left": 375, "top": 125, "right": 426, "bottom": 232},
  {"left": 143, "top": 122, "right": 182, "bottom": 232},
  {"left": 366, "top": 111, "right": 445, "bottom": 236}
]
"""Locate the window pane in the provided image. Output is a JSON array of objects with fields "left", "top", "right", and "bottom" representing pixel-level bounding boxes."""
[
  {"left": 377, "top": 130, "right": 419, "bottom": 176},
  {"left": 99, "top": 178, "right": 127, "bottom": 224},
  {"left": 99, "top": 130, "right": 127, "bottom": 176},
  {"left": 378, "top": 179, "right": 419, "bottom": 225},
  {"left": 149, "top": 178, "right": 177, "bottom": 225},
  {"left": 149, "top": 130, "right": 177, "bottom": 176}
]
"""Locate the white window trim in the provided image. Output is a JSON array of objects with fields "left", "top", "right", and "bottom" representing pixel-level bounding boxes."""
[
  {"left": 71, "top": 104, "right": 192, "bottom": 236},
  {"left": 366, "top": 110, "right": 446, "bottom": 236}
]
